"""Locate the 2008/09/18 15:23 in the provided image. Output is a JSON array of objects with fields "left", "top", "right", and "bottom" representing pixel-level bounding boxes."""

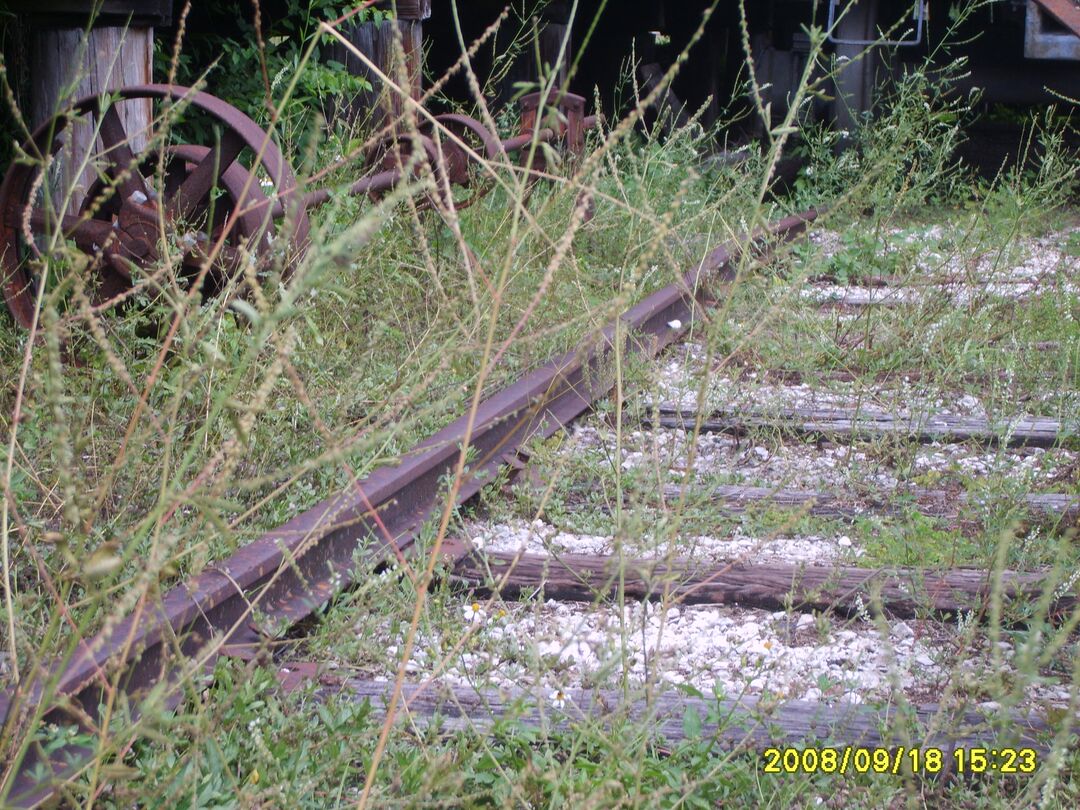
[{"left": 762, "top": 746, "right": 1039, "bottom": 775}]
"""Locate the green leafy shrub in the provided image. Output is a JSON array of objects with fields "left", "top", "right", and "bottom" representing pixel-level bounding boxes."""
[{"left": 156, "top": 1, "right": 384, "bottom": 147}]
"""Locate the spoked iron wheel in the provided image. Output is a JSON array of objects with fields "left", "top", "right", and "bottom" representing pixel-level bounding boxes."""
[{"left": 0, "top": 84, "right": 310, "bottom": 329}]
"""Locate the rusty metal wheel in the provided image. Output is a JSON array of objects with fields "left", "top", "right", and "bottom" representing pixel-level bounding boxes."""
[{"left": 0, "top": 84, "right": 310, "bottom": 328}]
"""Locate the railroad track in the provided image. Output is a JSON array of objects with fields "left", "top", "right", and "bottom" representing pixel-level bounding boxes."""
[
  {"left": 0, "top": 206, "right": 814, "bottom": 804},
  {"left": 6, "top": 208, "right": 1080, "bottom": 803}
]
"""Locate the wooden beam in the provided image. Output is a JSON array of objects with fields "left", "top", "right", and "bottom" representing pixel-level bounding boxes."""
[
  {"left": 660, "top": 484, "right": 1080, "bottom": 523},
  {"left": 5, "top": 1, "right": 170, "bottom": 26},
  {"left": 284, "top": 672, "right": 1048, "bottom": 755},
  {"left": 449, "top": 548, "right": 1076, "bottom": 619},
  {"left": 652, "top": 406, "right": 1074, "bottom": 448}
]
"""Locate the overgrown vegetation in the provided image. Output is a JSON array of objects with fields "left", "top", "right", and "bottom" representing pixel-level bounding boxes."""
[{"left": 1, "top": 0, "right": 1079, "bottom": 807}]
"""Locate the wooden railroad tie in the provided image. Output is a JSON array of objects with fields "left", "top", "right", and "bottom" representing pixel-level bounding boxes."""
[
  {"left": 443, "top": 544, "right": 1077, "bottom": 621},
  {"left": 277, "top": 670, "right": 1049, "bottom": 759},
  {"left": 651, "top": 406, "right": 1076, "bottom": 449},
  {"left": 660, "top": 484, "right": 1080, "bottom": 524}
]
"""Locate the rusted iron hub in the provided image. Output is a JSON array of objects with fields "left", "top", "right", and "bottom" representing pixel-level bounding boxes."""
[
  {"left": 114, "top": 196, "right": 158, "bottom": 261},
  {"left": 75, "top": 143, "right": 272, "bottom": 305}
]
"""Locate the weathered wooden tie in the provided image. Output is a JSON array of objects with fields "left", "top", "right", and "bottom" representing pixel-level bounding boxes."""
[
  {"left": 448, "top": 547, "right": 1077, "bottom": 619},
  {"left": 283, "top": 672, "right": 1047, "bottom": 755},
  {"left": 653, "top": 406, "right": 1074, "bottom": 448},
  {"left": 661, "top": 484, "right": 1080, "bottom": 523}
]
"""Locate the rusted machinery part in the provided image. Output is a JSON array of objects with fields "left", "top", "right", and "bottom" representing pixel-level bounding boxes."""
[
  {"left": 365, "top": 132, "right": 468, "bottom": 212},
  {"left": 0, "top": 84, "right": 309, "bottom": 328},
  {"left": 280, "top": 109, "right": 602, "bottom": 218},
  {"left": 278, "top": 167, "right": 403, "bottom": 215},
  {"left": 347, "top": 168, "right": 403, "bottom": 199},
  {"left": 157, "top": 143, "right": 273, "bottom": 299},
  {"left": 0, "top": 210, "right": 820, "bottom": 808},
  {"left": 364, "top": 107, "right": 600, "bottom": 213},
  {"left": 280, "top": 115, "right": 502, "bottom": 216},
  {"left": 419, "top": 113, "right": 506, "bottom": 210},
  {"left": 365, "top": 133, "right": 439, "bottom": 177},
  {"left": 501, "top": 114, "right": 598, "bottom": 158},
  {"left": 423, "top": 114, "right": 503, "bottom": 168},
  {"left": 501, "top": 127, "right": 555, "bottom": 153},
  {"left": 75, "top": 144, "right": 268, "bottom": 308}
]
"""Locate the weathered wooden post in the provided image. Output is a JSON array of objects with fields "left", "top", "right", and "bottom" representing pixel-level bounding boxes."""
[
  {"left": 538, "top": 2, "right": 573, "bottom": 90},
  {"left": 327, "top": 0, "right": 432, "bottom": 126},
  {"left": 9, "top": 1, "right": 170, "bottom": 211},
  {"left": 388, "top": 0, "right": 431, "bottom": 105},
  {"left": 493, "top": 1, "right": 575, "bottom": 108}
]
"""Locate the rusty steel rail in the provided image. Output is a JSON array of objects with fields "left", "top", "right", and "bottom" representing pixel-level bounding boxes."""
[{"left": 0, "top": 210, "right": 817, "bottom": 806}]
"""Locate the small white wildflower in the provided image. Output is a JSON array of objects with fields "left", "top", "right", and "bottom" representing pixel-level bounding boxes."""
[
  {"left": 836, "top": 535, "right": 852, "bottom": 548},
  {"left": 550, "top": 689, "right": 566, "bottom": 709},
  {"left": 463, "top": 601, "right": 485, "bottom": 624},
  {"left": 1053, "top": 568, "right": 1080, "bottom": 601},
  {"left": 667, "top": 319, "right": 682, "bottom": 330},
  {"left": 956, "top": 609, "right": 975, "bottom": 635},
  {"left": 853, "top": 594, "right": 872, "bottom": 623}
]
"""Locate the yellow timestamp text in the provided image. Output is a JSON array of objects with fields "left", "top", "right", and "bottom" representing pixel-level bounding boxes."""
[{"left": 762, "top": 746, "right": 1039, "bottom": 775}]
